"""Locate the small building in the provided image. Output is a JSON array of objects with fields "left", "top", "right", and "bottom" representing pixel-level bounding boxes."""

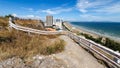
[{"left": 54, "top": 19, "right": 63, "bottom": 30}]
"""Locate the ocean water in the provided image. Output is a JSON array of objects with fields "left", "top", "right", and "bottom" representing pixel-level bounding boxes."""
[{"left": 70, "top": 22, "right": 120, "bottom": 40}]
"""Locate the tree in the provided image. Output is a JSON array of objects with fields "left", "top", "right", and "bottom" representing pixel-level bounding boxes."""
[{"left": 5, "top": 14, "right": 14, "bottom": 18}]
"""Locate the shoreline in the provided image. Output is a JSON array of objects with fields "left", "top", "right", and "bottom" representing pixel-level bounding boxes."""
[
  {"left": 64, "top": 22, "right": 120, "bottom": 43},
  {"left": 73, "top": 24, "right": 120, "bottom": 42}
]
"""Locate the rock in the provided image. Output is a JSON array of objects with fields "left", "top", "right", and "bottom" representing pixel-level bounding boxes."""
[
  {"left": 0, "top": 56, "right": 68, "bottom": 68},
  {"left": 38, "top": 56, "right": 68, "bottom": 68},
  {"left": 33, "top": 55, "right": 44, "bottom": 60},
  {"left": 0, "top": 57, "right": 29, "bottom": 68}
]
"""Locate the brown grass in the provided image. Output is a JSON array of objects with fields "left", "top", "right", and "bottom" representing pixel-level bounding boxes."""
[
  {"left": 0, "top": 17, "right": 65, "bottom": 61},
  {"left": 14, "top": 19, "right": 45, "bottom": 30},
  {"left": 0, "top": 29, "right": 65, "bottom": 61},
  {"left": 0, "top": 17, "right": 8, "bottom": 26}
]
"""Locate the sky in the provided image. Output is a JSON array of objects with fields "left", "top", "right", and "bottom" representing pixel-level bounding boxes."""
[{"left": 0, "top": 0, "right": 120, "bottom": 22}]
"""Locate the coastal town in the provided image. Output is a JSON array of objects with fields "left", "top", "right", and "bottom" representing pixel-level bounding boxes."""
[{"left": 45, "top": 15, "right": 63, "bottom": 31}]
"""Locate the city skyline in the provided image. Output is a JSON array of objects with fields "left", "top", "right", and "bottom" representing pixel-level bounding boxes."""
[{"left": 0, "top": 0, "right": 120, "bottom": 22}]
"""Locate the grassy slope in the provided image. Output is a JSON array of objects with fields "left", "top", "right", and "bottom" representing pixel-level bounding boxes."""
[
  {"left": 0, "top": 17, "right": 65, "bottom": 61},
  {"left": 14, "top": 19, "right": 45, "bottom": 30}
]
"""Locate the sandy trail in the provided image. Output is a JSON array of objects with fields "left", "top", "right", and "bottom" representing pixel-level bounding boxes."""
[{"left": 53, "top": 35, "right": 106, "bottom": 68}]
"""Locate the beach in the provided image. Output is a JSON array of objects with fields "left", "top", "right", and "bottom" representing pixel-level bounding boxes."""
[
  {"left": 74, "top": 25, "right": 120, "bottom": 43},
  {"left": 63, "top": 22, "right": 120, "bottom": 43}
]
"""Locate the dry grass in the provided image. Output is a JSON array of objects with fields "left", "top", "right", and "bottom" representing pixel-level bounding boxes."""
[
  {"left": 0, "top": 16, "right": 45, "bottom": 30},
  {"left": 14, "top": 19, "right": 45, "bottom": 30},
  {"left": 0, "top": 17, "right": 8, "bottom": 26},
  {"left": 0, "top": 17, "right": 65, "bottom": 61},
  {"left": 0, "top": 29, "right": 65, "bottom": 61}
]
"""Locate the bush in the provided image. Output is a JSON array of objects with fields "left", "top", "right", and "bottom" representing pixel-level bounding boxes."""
[
  {"left": 0, "top": 37, "right": 14, "bottom": 43},
  {"left": 44, "top": 39, "right": 65, "bottom": 55},
  {"left": 81, "top": 33, "right": 120, "bottom": 52},
  {"left": 104, "top": 38, "right": 120, "bottom": 51}
]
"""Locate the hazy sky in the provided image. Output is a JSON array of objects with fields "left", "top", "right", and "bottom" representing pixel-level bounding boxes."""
[{"left": 0, "top": 0, "right": 120, "bottom": 22}]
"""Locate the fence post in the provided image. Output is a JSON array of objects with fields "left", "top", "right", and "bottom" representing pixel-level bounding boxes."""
[{"left": 8, "top": 17, "right": 12, "bottom": 32}]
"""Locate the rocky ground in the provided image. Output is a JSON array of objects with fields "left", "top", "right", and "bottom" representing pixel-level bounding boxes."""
[{"left": 0, "top": 35, "right": 106, "bottom": 68}]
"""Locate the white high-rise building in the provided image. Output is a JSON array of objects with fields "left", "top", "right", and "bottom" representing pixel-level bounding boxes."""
[{"left": 46, "top": 15, "right": 53, "bottom": 27}]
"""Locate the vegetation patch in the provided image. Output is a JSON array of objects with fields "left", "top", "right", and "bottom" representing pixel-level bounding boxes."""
[
  {"left": 79, "top": 33, "right": 120, "bottom": 52},
  {"left": 0, "top": 30, "right": 65, "bottom": 61},
  {"left": 14, "top": 18, "right": 44, "bottom": 30}
]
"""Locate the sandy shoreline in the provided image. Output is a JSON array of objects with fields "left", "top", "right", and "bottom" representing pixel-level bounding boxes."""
[
  {"left": 73, "top": 25, "right": 120, "bottom": 42},
  {"left": 64, "top": 22, "right": 120, "bottom": 43}
]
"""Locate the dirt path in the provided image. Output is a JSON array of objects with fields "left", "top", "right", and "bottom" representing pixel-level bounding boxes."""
[{"left": 53, "top": 35, "right": 106, "bottom": 68}]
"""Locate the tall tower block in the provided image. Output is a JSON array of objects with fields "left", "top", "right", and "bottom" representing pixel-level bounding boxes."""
[{"left": 46, "top": 15, "right": 53, "bottom": 27}]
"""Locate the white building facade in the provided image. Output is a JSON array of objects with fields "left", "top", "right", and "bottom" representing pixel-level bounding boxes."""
[
  {"left": 46, "top": 15, "right": 53, "bottom": 27},
  {"left": 54, "top": 19, "right": 63, "bottom": 30}
]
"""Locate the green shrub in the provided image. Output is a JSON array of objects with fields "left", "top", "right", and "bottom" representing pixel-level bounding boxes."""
[
  {"left": 81, "top": 33, "right": 120, "bottom": 52},
  {"left": 104, "top": 38, "right": 120, "bottom": 51}
]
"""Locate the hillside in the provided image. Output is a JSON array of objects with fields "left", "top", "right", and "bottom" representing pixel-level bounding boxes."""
[
  {"left": 14, "top": 18, "right": 45, "bottom": 30},
  {"left": 0, "top": 35, "right": 106, "bottom": 68},
  {"left": 0, "top": 17, "right": 65, "bottom": 62}
]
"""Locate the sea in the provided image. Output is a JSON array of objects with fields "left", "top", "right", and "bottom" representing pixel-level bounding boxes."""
[{"left": 70, "top": 22, "right": 120, "bottom": 41}]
